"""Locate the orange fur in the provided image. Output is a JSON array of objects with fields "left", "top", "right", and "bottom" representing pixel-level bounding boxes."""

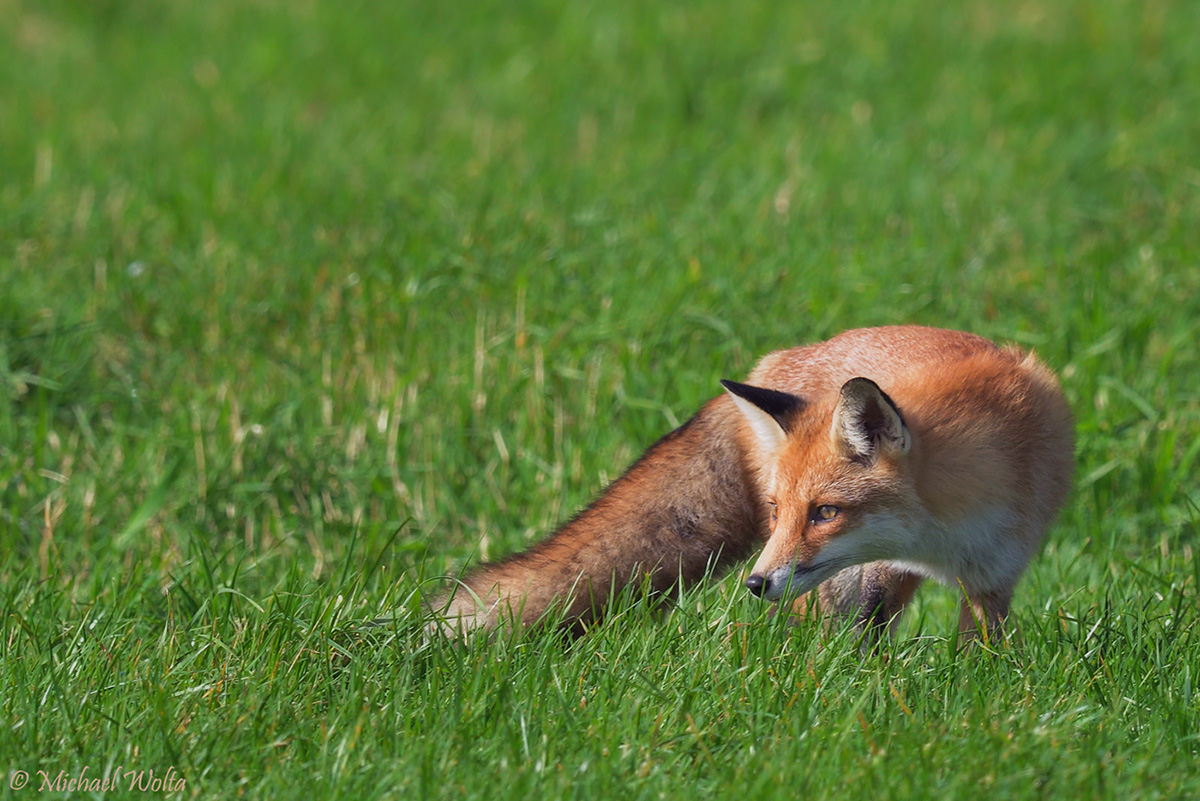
[{"left": 432, "top": 326, "right": 1074, "bottom": 641}]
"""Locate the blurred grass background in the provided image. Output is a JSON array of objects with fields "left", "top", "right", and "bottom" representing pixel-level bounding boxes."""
[{"left": 1, "top": 0, "right": 1198, "bottom": 798}]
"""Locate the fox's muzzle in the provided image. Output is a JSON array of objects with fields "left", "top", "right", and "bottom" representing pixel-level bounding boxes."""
[
  {"left": 746, "top": 564, "right": 832, "bottom": 602},
  {"left": 746, "top": 569, "right": 794, "bottom": 600}
]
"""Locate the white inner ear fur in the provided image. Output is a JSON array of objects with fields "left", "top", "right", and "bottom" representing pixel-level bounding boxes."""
[
  {"left": 725, "top": 389, "right": 787, "bottom": 454},
  {"left": 831, "top": 379, "right": 911, "bottom": 459}
]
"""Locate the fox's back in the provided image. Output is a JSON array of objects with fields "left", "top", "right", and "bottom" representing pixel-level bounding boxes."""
[{"left": 748, "top": 325, "right": 1002, "bottom": 399}]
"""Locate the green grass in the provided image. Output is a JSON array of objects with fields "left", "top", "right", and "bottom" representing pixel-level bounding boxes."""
[{"left": 2, "top": 0, "right": 1199, "bottom": 797}]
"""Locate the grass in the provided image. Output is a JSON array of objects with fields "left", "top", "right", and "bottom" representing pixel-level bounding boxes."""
[{"left": 2, "top": 0, "right": 1199, "bottom": 797}]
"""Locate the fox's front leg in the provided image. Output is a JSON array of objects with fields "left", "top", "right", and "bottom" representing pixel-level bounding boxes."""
[
  {"left": 785, "top": 563, "right": 923, "bottom": 642},
  {"left": 957, "top": 587, "right": 1014, "bottom": 643}
]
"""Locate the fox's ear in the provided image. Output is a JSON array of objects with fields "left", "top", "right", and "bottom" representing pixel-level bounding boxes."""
[
  {"left": 721, "top": 380, "right": 805, "bottom": 453},
  {"left": 832, "top": 378, "right": 911, "bottom": 462}
]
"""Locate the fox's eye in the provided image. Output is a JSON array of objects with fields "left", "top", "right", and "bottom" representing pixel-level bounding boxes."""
[
  {"left": 767, "top": 501, "right": 778, "bottom": 524},
  {"left": 813, "top": 505, "right": 840, "bottom": 522}
]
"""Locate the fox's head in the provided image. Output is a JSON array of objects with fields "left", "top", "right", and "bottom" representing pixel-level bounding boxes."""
[{"left": 722, "top": 377, "right": 921, "bottom": 602}]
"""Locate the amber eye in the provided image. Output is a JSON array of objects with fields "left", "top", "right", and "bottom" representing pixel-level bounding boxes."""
[{"left": 813, "top": 505, "right": 840, "bottom": 522}]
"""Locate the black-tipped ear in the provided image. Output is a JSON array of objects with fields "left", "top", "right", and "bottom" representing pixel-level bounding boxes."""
[
  {"left": 720, "top": 380, "right": 806, "bottom": 453},
  {"left": 831, "top": 378, "right": 911, "bottom": 462},
  {"left": 720, "top": 380, "right": 805, "bottom": 433}
]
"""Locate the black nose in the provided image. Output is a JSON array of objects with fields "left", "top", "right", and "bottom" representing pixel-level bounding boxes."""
[{"left": 745, "top": 573, "right": 766, "bottom": 597}]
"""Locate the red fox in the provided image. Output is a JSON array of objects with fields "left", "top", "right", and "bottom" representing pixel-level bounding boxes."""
[{"left": 433, "top": 326, "right": 1073, "bottom": 641}]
